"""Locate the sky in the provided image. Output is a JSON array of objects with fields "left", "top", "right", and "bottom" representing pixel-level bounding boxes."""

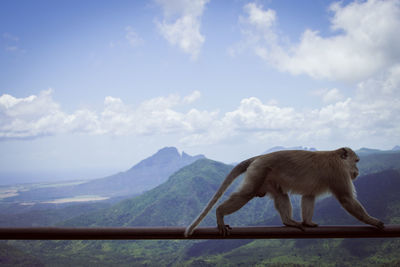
[{"left": 1, "top": 0, "right": 399, "bottom": 184}]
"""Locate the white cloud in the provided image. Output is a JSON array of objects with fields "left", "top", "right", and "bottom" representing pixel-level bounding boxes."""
[
  {"left": 101, "top": 96, "right": 134, "bottom": 135},
  {"left": 1, "top": 75, "right": 399, "bottom": 149},
  {"left": 222, "top": 97, "right": 302, "bottom": 131},
  {"left": 155, "top": 0, "right": 209, "bottom": 60},
  {"left": 2, "top": 33, "right": 19, "bottom": 42},
  {"left": 242, "top": 3, "right": 276, "bottom": 31},
  {"left": 219, "top": 0, "right": 400, "bottom": 149},
  {"left": 108, "top": 26, "right": 143, "bottom": 49},
  {"left": 99, "top": 91, "right": 217, "bottom": 136},
  {"left": 0, "top": 89, "right": 210, "bottom": 139},
  {"left": 236, "top": 0, "right": 400, "bottom": 82},
  {"left": 312, "top": 88, "right": 344, "bottom": 103},
  {"left": 183, "top": 90, "right": 201, "bottom": 104},
  {"left": 0, "top": 89, "right": 99, "bottom": 139},
  {"left": 2, "top": 32, "right": 25, "bottom": 53},
  {"left": 125, "top": 26, "right": 144, "bottom": 47},
  {"left": 181, "top": 62, "right": 400, "bottom": 147}
]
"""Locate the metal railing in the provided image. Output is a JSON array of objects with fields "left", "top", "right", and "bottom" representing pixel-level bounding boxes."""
[{"left": 1, "top": 225, "right": 399, "bottom": 240}]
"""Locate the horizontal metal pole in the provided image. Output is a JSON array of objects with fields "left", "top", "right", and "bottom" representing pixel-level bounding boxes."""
[{"left": 0, "top": 225, "right": 399, "bottom": 240}]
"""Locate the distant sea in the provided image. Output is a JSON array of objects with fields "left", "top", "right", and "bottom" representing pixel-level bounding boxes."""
[{"left": 0, "top": 169, "right": 118, "bottom": 186}]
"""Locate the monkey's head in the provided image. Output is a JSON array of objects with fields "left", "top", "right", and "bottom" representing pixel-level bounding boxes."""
[{"left": 339, "top": 147, "right": 360, "bottom": 180}]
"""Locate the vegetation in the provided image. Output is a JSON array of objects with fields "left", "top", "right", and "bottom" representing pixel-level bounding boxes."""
[
  {"left": 1, "top": 151, "right": 400, "bottom": 266},
  {"left": 60, "top": 159, "right": 277, "bottom": 228},
  {"left": 0, "top": 202, "right": 114, "bottom": 227}
]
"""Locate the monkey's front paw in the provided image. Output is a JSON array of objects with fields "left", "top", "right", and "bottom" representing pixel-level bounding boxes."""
[
  {"left": 369, "top": 218, "right": 384, "bottom": 229},
  {"left": 218, "top": 224, "right": 232, "bottom": 236},
  {"left": 374, "top": 220, "right": 385, "bottom": 230},
  {"left": 302, "top": 221, "right": 319, "bottom": 227}
]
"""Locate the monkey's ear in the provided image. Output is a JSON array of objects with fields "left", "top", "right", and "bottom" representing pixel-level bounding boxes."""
[{"left": 340, "top": 148, "right": 348, "bottom": 159}]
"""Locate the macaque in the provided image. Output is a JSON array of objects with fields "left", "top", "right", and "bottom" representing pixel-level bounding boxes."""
[{"left": 185, "top": 147, "right": 384, "bottom": 237}]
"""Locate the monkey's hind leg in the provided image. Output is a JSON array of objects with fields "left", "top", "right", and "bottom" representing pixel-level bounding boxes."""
[
  {"left": 216, "top": 192, "right": 253, "bottom": 236},
  {"left": 273, "top": 192, "right": 304, "bottom": 231},
  {"left": 301, "top": 195, "right": 318, "bottom": 227}
]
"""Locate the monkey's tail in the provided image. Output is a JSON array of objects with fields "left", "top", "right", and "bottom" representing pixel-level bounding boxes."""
[{"left": 184, "top": 157, "right": 257, "bottom": 237}]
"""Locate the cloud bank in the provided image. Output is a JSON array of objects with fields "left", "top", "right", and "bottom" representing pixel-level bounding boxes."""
[
  {"left": 0, "top": 90, "right": 215, "bottom": 139},
  {"left": 1, "top": 72, "right": 399, "bottom": 148}
]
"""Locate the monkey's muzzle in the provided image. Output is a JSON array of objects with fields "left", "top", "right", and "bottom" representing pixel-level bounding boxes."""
[{"left": 351, "top": 170, "right": 359, "bottom": 180}]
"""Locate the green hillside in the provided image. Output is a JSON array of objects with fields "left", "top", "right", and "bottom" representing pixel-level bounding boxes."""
[
  {"left": 61, "top": 158, "right": 277, "bottom": 227},
  {"left": 0, "top": 201, "right": 114, "bottom": 227},
  {"left": 0, "top": 243, "right": 44, "bottom": 267},
  {"left": 357, "top": 152, "right": 400, "bottom": 175}
]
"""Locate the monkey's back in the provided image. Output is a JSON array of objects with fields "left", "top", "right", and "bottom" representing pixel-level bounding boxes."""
[{"left": 254, "top": 150, "right": 335, "bottom": 196}]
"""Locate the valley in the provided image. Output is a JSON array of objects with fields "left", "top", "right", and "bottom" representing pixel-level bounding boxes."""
[
  {"left": 0, "top": 147, "right": 204, "bottom": 207},
  {"left": 0, "top": 146, "right": 399, "bottom": 266}
]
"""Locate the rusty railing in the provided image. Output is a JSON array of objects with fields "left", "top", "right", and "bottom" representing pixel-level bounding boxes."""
[{"left": 1, "top": 225, "right": 399, "bottom": 240}]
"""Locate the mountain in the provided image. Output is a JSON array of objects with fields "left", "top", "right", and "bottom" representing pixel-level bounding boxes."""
[
  {"left": 62, "top": 158, "right": 277, "bottom": 227},
  {"left": 3, "top": 147, "right": 205, "bottom": 202},
  {"left": 392, "top": 145, "right": 400, "bottom": 151},
  {"left": 264, "top": 146, "right": 317, "bottom": 153},
  {"left": 356, "top": 147, "right": 385, "bottom": 155},
  {"left": 72, "top": 147, "right": 205, "bottom": 197},
  {"left": 6, "top": 152, "right": 400, "bottom": 266},
  {"left": 356, "top": 146, "right": 400, "bottom": 155},
  {"left": 357, "top": 150, "right": 400, "bottom": 175},
  {"left": 56, "top": 150, "right": 400, "bottom": 227}
]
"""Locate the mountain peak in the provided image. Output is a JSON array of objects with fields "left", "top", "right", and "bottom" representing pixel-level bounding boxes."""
[
  {"left": 264, "top": 146, "right": 317, "bottom": 154},
  {"left": 156, "top": 146, "right": 180, "bottom": 156},
  {"left": 155, "top": 147, "right": 205, "bottom": 161},
  {"left": 358, "top": 147, "right": 381, "bottom": 152},
  {"left": 76, "top": 147, "right": 206, "bottom": 197},
  {"left": 127, "top": 146, "right": 205, "bottom": 183}
]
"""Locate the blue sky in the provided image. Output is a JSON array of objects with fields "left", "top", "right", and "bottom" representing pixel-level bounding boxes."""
[{"left": 1, "top": 0, "right": 399, "bottom": 183}]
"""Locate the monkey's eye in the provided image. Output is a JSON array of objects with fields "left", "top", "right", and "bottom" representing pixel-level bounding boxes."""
[{"left": 355, "top": 158, "right": 360, "bottom": 163}]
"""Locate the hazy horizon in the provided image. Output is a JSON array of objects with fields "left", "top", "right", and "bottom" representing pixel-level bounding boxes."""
[{"left": 1, "top": 144, "right": 399, "bottom": 186}]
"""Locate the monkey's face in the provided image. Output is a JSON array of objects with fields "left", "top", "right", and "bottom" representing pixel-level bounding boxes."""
[
  {"left": 351, "top": 165, "right": 359, "bottom": 180},
  {"left": 350, "top": 155, "right": 360, "bottom": 180},
  {"left": 340, "top": 147, "right": 359, "bottom": 180}
]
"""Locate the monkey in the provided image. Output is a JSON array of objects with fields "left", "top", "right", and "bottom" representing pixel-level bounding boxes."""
[{"left": 184, "top": 147, "right": 384, "bottom": 237}]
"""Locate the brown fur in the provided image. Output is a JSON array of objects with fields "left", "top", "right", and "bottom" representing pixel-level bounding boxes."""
[{"left": 184, "top": 147, "right": 384, "bottom": 237}]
